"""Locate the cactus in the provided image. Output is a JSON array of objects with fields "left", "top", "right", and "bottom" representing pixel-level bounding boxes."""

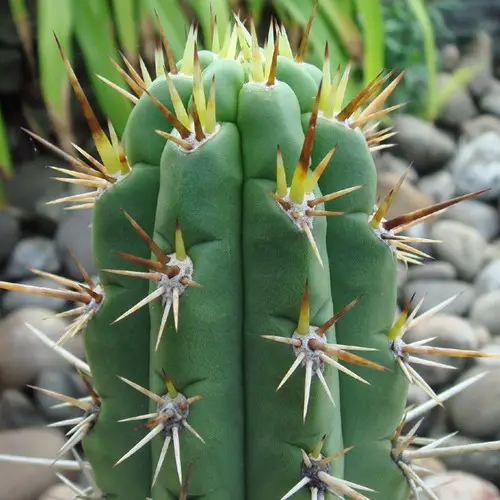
[{"left": 2, "top": 8, "right": 500, "bottom": 500}]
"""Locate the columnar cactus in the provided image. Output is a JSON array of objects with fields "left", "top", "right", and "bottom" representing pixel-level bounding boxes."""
[{"left": 2, "top": 9, "right": 500, "bottom": 500}]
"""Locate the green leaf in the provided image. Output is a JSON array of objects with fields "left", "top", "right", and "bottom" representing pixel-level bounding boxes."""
[
  {"left": 8, "top": 0, "right": 33, "bottom": 69},
  {"left": 319, "top": 0, "right": 363, "bottom": 61},
  {"left": 273, "top": 0, "right": 347, "bottom": 68},
  {"left": 0, "top": 106, "right": 13, "bottom": 181},
  {"left": 111, "top": 0, "right": 140, "bottom": 66},
  {"left": 187, "top": 0, "right": 229, "bottom": 49},
  {"left": 435, "top": 64, "right": 484, "bottom": 119},
  {"left": 73, "top": 0, "right": 133, "bottom": 135},
  {"left": 407, "top": 0, "right": 437, "bottom": 121},
  {"left": 37, "top": 0, "right": 72, "bottom": 148},
  {"left": 248, "top": 0, "right": 265, "bottom": 20},
  {"left": 354, "top": 0, "right": 385, "bottom": 85},
  {"left": 145, "top": 0, "right": 188, "bottom": 60}
]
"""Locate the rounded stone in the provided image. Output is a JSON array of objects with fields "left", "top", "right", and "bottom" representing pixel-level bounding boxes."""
[
  {"left": 448, "top": 367, "right": 500, "bottom": 438},
  {"left": 451, "top": 131, "right": 500, "bottom": 200},
  {"left": 470, "top": 291, "right": 500, "bottom": 336},
  {"left": 427, "top": 472, "right": 500, "bottom": 499},
  {"left": 0, "top": 428, "right": 68, "bottom": 500},
  {"left": 5, "top": 237, "right": 60, "bottom": 280},
  {"left": 475, "top": 260, "right": 500, "bottom": 296},
  {"left": 431, "top": 220, "right": 487, "bottom": 281},
  {"left": 403, "top": 280, "right": 475, "bottom": 316},
  {"left": 0, "top": 307, "right": 84, "bottom": 388},
  {"left": 404, "top": 315, "right": 478, "bottom": 385},
  {"left": 440, "top": 199, "right": 499, "bottom": 242}
]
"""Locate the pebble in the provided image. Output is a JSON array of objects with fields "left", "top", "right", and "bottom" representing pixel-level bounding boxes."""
[
  {"left": 38, "top": 484, "right": 75, "bottom": 500},
  {"left": 441, "top": 44, "right": 460, "bottom": 72},
  {"left": 440, "top": 199, "right": 499, "bottom": 242},
  {"left": 35, "top": 370, "right": 87, "bottom": 422},
  {"left": 448, "top": 367, "right": 500, "bottom": 438},
  {"left": 475, "top": 260, "right": 500, "bottom": 296},
  {"left": 0, "top": 210, "right": 20, "bottom": 264},
  {"left": 461, "top": 32, "right": 494, "bottom": 99},
  {"left": 375, "top": 152, "right": 419, "bottom": 183},
  {"left": 479, "top": 81, "right": 500, "bottom": 118},
  {"left": 404, "top": 315, "right": 478, "bottom": 386},
  {"left": 0, "top": 428, "right": 67, "bottom": 500},
  {"left": 431, "top": 221, "right": 487, "bottom": 281},
  {"left": 485, "top": 239, "right": 500, "bottom": 262},
  {"left": 2, "top": 277, "right": 68, "bottom": 313},
  {"left": 402, "top": 280, "right": 475, "bottom": 316},
  {"left": 470, "top": 291, "right": 500, "bottom": 336},
  {"left": 393, "top": 114, "right": 456, "bottom": 173},
  {"left": 451, "top": 131, "right": 500, "bottom": 201},
  {"left": 4, "top": 156, "right": 67, "bottom": 223},
  {"left": 0, "top": 390, "right": 46, "bottom": 430},
  {"left": 473, "top": 323, "right": 493, "bottom": 348},
  {"left": 39, "top": 484, "right": 76, "bottom": 500},
  {"left": 418, "top": 170, "right": 455, "bottom": 203},
  {"left": 4, "top": 237, "right": 60, "bottom": 280},
  {"left": 0, "top": 307, "right": 84, "bottom": 388},
  {"left": 437, "top": 73, "right": 478, "bottom": 129},
  {"left": 56, "top": 210, "right": 96, "bottom": 281},
  {"left": 432, "top": 434, "right": 500, "bottom": 488},
  {"left": 427, "top": 472, "right": 500, "bottom": 499},
  {"left": 462, "top": 115, "right": 500, "bottom": 141},
  {"left": 406, "top": 261, "right": 457, "bottom": 282},
  {"left": 475, "top": 342, "right": 500, "bottom": 368}
]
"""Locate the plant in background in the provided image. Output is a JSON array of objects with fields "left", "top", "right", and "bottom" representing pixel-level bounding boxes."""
[
  {"left": 0, "top": 106, "right": 13, "bottom": 207},
  {"left": 384, "top": 0, "right": 481, "bottom": 120},
  {"left": 1, "top": 7, "right": 500, "bottom": 500}
]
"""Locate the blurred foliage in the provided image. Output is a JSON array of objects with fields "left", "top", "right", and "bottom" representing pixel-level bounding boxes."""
[
  {"left": 0, "top": 107, "right": 13, "bottom": 208},
  {"left": 384, "top": 0, "right": 480, "bottom": 120},
  {"left": 1, "top": 0, "right": 475, "bottom": 205}
]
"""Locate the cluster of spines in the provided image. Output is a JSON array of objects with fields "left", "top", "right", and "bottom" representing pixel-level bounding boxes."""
[{"left": 3, "top": 7, "right": 500, "bottom": 500}]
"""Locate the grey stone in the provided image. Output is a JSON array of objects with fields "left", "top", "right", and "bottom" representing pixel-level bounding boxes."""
[
  {"left": 5, "top": 237, "right": 60, "bottom": 280},
  {"left": 39, "top": 485, "right": 76, "bottom": 500},
  {"left": 56, "top": 210, "right": 96, "bottom": 280},
  {"left": 418, "top": 170, "right": 455, "bottom": 203},
  {"left": 0, "top": 210, "right": 20, "bottom": 264},
  {"left": 2, "top": 277, "right": 68, "bottom": 312},
  {"left": 0, "top": 390, "right": 45, "bottom": 430},
  {"left": 5, "top": 156, "right": 69, "bottom": 220},
  {"left": 374, "top": 152, "right": 418, "bottom": 183},
  {"left": 475, "top": 341, "right": 500, "bottom": 368},
  {"left": 427, "top": 471, "right": 500, "bottom": 499},
  {"left": 431, "top": 221, "right": 487, "bottom": 281},
  {"left": 440, "top": 199, "right": 499, "bottom": 241},
  {"left": 472, "top": 323, "right": 492, "bottom": 348},
  {"left": 441, "top": 44, "right": 461, "bottom": 72},
  {"left": 470, "top": 291, "right": 500, "bottom": 336},
  {"left": 486, "top": 239, "right": 500, "bottom": 262},
  {"left": 461, "top": 32, "right": 495, "bottom": 99},
  {"left": 406, "top": 261, "right": 457, "bottom": 282},
  {"left": 451, "top": 132, "right": 500, "bottom": 200},
  {"left": 402, "top": 280, "right": 475, "bottom": 316},
  {"left": 404, "top": 315, "right": 478, "bottom": 386},
  {"left": 0, "top": 428, "right": 69, "bottom": 500},
  {"left": 448, "top": 367, "right": 500, "bottom": 438},
  {"left": 475, "top": 259, "right": 500, "bottom": 295},
  {"left": 462, "top": 115, "right": 500, "bottom": 141},
  {"left": 480, "top": 80, "right": 500, "bottom": 117},
  {"left": 393, "top": 114, "right": 456, "bottom": 173},
  {"left": 437, "top": 73, "right": 478, "bottom": 128},
  {"left": 0, "top": 307, "right": 84, "bottom": 388},
  {"left": 35, "top": 370, "right": 85, "bottom": 422}
]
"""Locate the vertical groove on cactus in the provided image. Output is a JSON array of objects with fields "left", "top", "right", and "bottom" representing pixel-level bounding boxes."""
[{"left": 3, "top": 10, "right": 500, "bottom": 500}]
